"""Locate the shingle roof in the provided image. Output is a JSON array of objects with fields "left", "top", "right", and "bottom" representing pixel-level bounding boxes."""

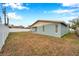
[{"left": 30, "top": 20, "right": 68, "bottom": 27}]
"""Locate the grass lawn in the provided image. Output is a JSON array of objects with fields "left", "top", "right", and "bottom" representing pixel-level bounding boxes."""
[{"left": 0, "top": 32, "right": 79, "bottom": 56}]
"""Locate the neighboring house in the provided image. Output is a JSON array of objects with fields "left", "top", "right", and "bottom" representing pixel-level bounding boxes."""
[{"left": 30, "top": 20, "right": 69, "bottom": 37}]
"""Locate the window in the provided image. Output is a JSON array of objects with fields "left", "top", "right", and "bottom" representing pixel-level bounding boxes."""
[
  {"left": 55, "top": 24, "right": 58, "bottom": 33},
  {"left": 35, "top": 27, "right": 37, "bottom": 31},
  {"left": 33, "top": 27, "right": 37, "bottom": 32},
  {"left": 43, "top": 26, "right": 45, "bottom": 32}
]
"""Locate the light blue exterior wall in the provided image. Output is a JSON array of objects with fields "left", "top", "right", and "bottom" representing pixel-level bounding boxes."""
[
  {"left": 31, "top": 23, "right": 69, "bottom": 37},
  {"left": 60, "top": 24, "right": 69, "bottom": 36}
]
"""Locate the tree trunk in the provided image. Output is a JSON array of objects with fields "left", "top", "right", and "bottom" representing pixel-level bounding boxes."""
[
  {"left": 6, "top": 16, "right": 9, "bottom": 26},
  {"left": 2, "top": 4, "right": 7, "bottom": 25}
]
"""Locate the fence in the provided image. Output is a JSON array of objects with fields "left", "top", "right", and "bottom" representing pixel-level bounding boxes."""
[
  {"left": 9, "top": 28, "right": 30, "bottom": 32},
  {"left": 0, "top": 24, "right": 9, "bottom": 50}
]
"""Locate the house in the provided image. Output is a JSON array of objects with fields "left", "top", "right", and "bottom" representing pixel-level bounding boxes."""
[{"left": 30, "top": 20, "right": 69, "bottom": 37}]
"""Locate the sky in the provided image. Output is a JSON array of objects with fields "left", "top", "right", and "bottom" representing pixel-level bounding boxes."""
[{"left": 0, "top": 3, "right": 79, "bottom": 27}]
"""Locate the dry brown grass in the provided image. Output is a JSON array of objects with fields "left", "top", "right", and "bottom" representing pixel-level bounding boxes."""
[{"left": 0, "top": 32, "right": 79, "bottom": 56}]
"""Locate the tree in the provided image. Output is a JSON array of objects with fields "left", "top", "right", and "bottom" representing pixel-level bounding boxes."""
[
  {"left": 0, "top": 16, "right": 2, "bottom": 23},
  {"left": 6, "top": 15, "right": 9, "bottom": 26},
  {"left": 70, "top": 17, "right": 79, "bottom": 36},
  {"left": 70, "top": 17, "right": 79, "bottom": 29},
  {"left": 2, "top": 3, "right": 7, "bottom": 25}
]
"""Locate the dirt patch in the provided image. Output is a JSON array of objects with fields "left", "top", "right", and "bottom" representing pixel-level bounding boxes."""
[{"left": 0, "top": 32, "right": 79, "bottom": 56}]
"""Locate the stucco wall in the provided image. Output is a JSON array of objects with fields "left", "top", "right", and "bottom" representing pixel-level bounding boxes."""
[
  {"left": 31, "top": 24, "right": 61, "bottom": 37},
  {"left": 60, "top": 24, "right": 69, "bottom": 36},
  {"left": 0, "top": 24, "right": 9, "bottom": 50},
  {"left": 31, "top": 23, "right": 69, "bottom": 37}
]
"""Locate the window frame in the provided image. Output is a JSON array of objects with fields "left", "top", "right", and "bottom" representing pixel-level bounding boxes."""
[
  {"left": 55, "top": 24, "right": 58, "bottom": 33},
  {"left": 33, "top": 27, "right": 37, "bottom": 32},
  {"left": 43, "top": 25, "right": 45, "bottom": 32}
]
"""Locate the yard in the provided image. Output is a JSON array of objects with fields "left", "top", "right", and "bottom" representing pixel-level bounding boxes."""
[{"left": 0, "top": 32, "right": 79, "bottom": 56}]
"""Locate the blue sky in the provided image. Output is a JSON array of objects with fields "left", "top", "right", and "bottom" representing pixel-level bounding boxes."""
[{"left": 0, "top": 3, "right": 79, "bottom": 26}]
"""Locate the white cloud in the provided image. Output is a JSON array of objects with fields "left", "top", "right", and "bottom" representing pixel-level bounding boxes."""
[
  {"left": 1, "top": 0, "right": 79, "bottom": 3},
  {"left": 7, "top": 12, "right": 22, "bottom": 20},
  {"left": 67, "top": 16, "right": 78, "bottom": 20},
  {"left": 3, "top": 3, "right": 29, "bottom": 10},
  {"left": 44, "top": 9, "right": 76, "bottom": 14},
  {"left": 52, "top": 9, "right": 74, "bottom": 14},
  {"left": 58, "top": 0, "right": 79, "bottom": 4},
  {"left": 62, "top": 3, "right": 79, "bottom": 8},
  {"left": 62, "top": 3, "right": 76, "bottom": 6}
]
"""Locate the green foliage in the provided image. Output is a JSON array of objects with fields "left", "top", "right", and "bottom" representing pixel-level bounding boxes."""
[{"left": 70, "top": 17, "right": 79, "bottom": 29}]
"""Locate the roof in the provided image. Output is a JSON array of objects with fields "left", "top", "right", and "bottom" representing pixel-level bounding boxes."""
[{"left": 30, "top": 20, "right": 68, "bottom": 27}]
